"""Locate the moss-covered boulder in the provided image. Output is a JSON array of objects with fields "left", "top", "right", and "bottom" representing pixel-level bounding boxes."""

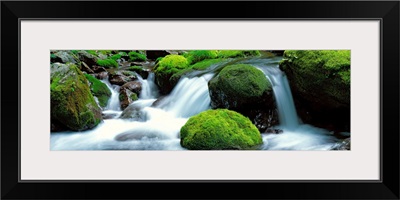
[
  {"left": 180, "top": 109, "right": 263, "bottom": 150},
  {"left": 51, "top": 51, "right": 79, "bottom": 64},
  {"left": 279, "top": 50, "right": 350, "bottom": 132},
  {"left": 217, "top": 50, "right": 261, "bottom": 58},
  {"left": 128, "top": 51, "right": 147, "bottom": 62},
  {"left": 154, "top": 55, "right": 189, "bottom": 94},
  {"left": 186, "top": 50, "right": 218, "bottom": 64},
  {"left": 119, "top": 81, "right": 141, "bottom": 109},
  {"left": 51, "top": 63, "right": 102, "bottom": 131},
  {"left": 84, "top": 74, "right": 111, "bottom": 108},
  {"left": 208, "top": 64, "right": 276, "bottom": 131},
  {"left": 209, "top": 64, "right": 272, "bottom": 109}
]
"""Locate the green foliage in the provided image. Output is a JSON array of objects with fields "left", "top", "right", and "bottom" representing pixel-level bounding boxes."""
[
  {"left": 50, "top": 63, "right": 102, "bottom": 131},
  {"left": 98, "top": 50, "right": 112, "bottom": 55},
  {"left": 180, "top": 109, "right": 263, "bottom": 150},
  {"left": 217, "top": 50, "right": 261, "bottom": 58},
  {"left": 186, "top": 50, "right": 218, "bottom": 64},
  {"left": 130, "top": 93, "right": 138, "bottom": 101},
  {"left": 210, "top": 64, "right": 271, "bottom": 99},
  {"left": 84, "top": 74, "right": 111, "bottom": 108},
  {"left": 70, "top": 50, "right": 79, "bottom": 54},
  {"left": 110, "top": 54, "right": 122, "bottom": 61},
  {"left": 97, "top": 59, "right": 118, "bottom": 68},
  {"left": 128, "top": 51, "right": 147, "bottom": 62},
  {"left": 50, "top": 54, "right": 57, "bottom": 59}
]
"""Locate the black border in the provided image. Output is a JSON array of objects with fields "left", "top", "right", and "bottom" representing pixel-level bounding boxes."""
[{"left": 2, "top": 1, "right": 399, "bottom": 199}]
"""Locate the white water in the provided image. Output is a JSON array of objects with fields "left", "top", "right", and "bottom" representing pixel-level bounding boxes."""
[
  {"left": 101, "top": 79, "right": 121, "bottom": 112},
  {"left": 51, "top": 73, "right": 214, "bottom": 150},
  {"left": 51, "top": 57, "right": 345, "bottom": 151},
  {"left": 261, "top": 67, "right": 299, "bottom": 130},
  {"left": 241, "top": 58, "right": 340, "bottom": 150},
  {"left": 136, "top": 73, "right": 159, "bottom": 99}
]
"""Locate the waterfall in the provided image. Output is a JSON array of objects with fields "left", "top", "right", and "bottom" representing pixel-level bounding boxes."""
[
  {"left": 101, "top": 79, "right": 121, "bottom": 111},
  {"left": 136, "top": 73, "right": 159, "bottom": 99},
  {"left": 264, "top": 68, "right": 299, "bottom": 130},
  {"left": 156, "top": 73, "right": 214, "bottom": 118},
  {"left": 51, "top": 73, "right": 214, "bottom": 150}
]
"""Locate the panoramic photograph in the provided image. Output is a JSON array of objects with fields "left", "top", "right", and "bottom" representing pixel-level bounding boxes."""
[{"left": 50, "top": 50, "right": 350, "bottom": 150}]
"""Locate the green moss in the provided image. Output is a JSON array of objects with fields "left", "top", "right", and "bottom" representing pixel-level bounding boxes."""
[
  {"left": 190, "top": 58, "right": 226, "bottom": 70},
  {"left": 186, "top": 50, "right": 218, "bottom": 64},
  {"left": 128, "top": 51, "right": 147, "bottom": 62},
  {"left": 86, "top": 50, "right": 98, "bottom": 56},
  {"left": 281, "top": 50, "right": 350, "bottom": 86},
  {"left": 98, "top": 50, "right": 112, "bottom": 55},
  {"left": 279, "top": 50, "right": 350, "bottom": 107},
  {"left": 84, "top": 74, "right": 111, "bottom": 108},
  {"left": 119, "top": 52, "right": 128, "bottom": 56},
  {"left": 217, "top": 50, "right": 261, "bottom": 58},
  {"left": 50, "top": 54, "right": 57, "bottom": 59},
  {"left": 180, "top": 109, "right": 263, "bottom": 150},
  {"left": 110, "top": 54, "right": 122, "bottom": 61},
  {"left": 128, "top": 65, "right": 144, "bottom": 73},
  {"left": 130, "top": 93, "right": 138, "bottom": 101},
  {"left": 122, "top": 71, "right": 136, "bottom": 76},
  {"left": 51, "top": 63, "right": 102, "bottom": 131},
  {"left": 155, "top": 55, "right": 189, "bottom": 74},
  {"left": 70, "top": 50, "right": 79, "bottom": 54},
  {"left": 211, "top": 64, "right": 270, "bottom": 99},
  {"left": 97, "top": 59, "right": 118, "bottom": 68}
]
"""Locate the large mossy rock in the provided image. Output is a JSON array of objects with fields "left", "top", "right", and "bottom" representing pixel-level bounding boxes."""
[
  {"left": 51, "top": 63, "right": 102, "bottom": 131},
  {"left": 279, "top": 50, "right": 350, "bottom": 132},
  {"left": 84, "top": 74, "right": 111, "bottom": 108},
  {"left": 208, "top": 64, "right": 277, "bottom": 131},
  {"left": 154, "top": 55, "right": 189, "bottom": 94},
  {"left": 180, "top": 109, "right": 263, "bottom": 150}
]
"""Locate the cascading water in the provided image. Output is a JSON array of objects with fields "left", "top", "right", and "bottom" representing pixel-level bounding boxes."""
[
  {"left": 136, "top": 73, "right": 159, "bottom": 99},
  {"left": 238, "top": 58, "right": 339, "bottom": 150},
  {"left": 51, "top": 57, "right": 343, "bottom": 151},
  {"left": 51, "top": 73, "right": 214, "bottom": 150},
  {"left": 156, "top": 73, "right": 214, "bottom": 118},
  {"left": 101, "top": 79, "right": 121, "bottom": 111},
  {"left": 260, "top": 67, "right": 299, "bottom": 130}
]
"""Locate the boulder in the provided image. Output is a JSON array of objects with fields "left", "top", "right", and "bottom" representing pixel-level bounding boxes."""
[
  {"left": 51, "top": 63, "right": 102, "bottom": 131},
  {"left": 180, "top": 109, "right": 263, "bottom": 150},
  {"left": 119, "top": 88, "right": 138, "bottom": 110},
  {"left": 84, "top": 74, "right": 111, "bottom": 108},
  {"left": 154, "top": 55, "right": 189, "bottom": 94},
  {"left": 109, "top": 71, "right": 137, "bottom": 86},
  {"left": 53, "top": 51, "right": 79, "bottom": 64},
  {"left": 208, "top": 64, "right": 277, "bottom": 131},
  {"left": 121, "top": 81, "right": 142, "bottom": 95},
  {"left": 145, "top": 50, "right": 170, "bottom": 60},
  {"left": 77, "top": 50, "right": 98, "bottom": 67},
  {"left": 119, "top": 103, "right": 146, "bottom": 121},
  {"left": 279, "top": 50, "right": 350, "bottom": 132}
]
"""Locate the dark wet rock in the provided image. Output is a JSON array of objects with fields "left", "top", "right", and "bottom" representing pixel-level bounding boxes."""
[
  {"left": 332, "top": 138, "right": 351, "bottom": 150},
  {"left": 145, "top": 50, "right": 170, "bottom": 60},
  {"left": 53, "top": 51, "right": 79, "bottom": 64},
  {"left": 109, "top": 71, "right": 137, "bottom": 86},
  {"left": 119, "top": 104, "right": 146, "bottom": 121},
  {"left": 102, "top": 112, "right": 119, "bottom": 119},
  {"left": 121, "top": 81, "right": 142, "bottom": 95},
  {"left": 78, "top": 51, "right": 98, "bottom": 67},
  {"left": 115, "top": 130, "right": 168, "bottom": 141},
  {"left": 92, "top": 65, "right": 107, "bottom": 73},
  {"left": 265, "top": 128, "right": 283, "bottom": 134},
  {"left": 119, "top": 88, "right": 138, "bottom": 110},
  {"left": 95, "top": 71, "right": 109, "bottom": 80},
  {"left": 80, "top": 62, "right": 95, "bottom": 74}
]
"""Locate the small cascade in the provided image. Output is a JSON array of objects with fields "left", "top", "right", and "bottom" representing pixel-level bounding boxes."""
[
  {"left": 136, "top": 73, "right": 159, "bottom": 99},
  {"left": 263, "top": 67, "right": 299, "bottom": 130},
  {"left": 156, "top": 73, "right": 214, "bottom": 118},
  {"left": 101, "top": 79, "right": 121, "bottom": 111}
]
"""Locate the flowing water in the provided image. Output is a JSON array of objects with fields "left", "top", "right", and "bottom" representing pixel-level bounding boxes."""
[{"left": 51, "top": 57, "right": 342, "bottom": 150}]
